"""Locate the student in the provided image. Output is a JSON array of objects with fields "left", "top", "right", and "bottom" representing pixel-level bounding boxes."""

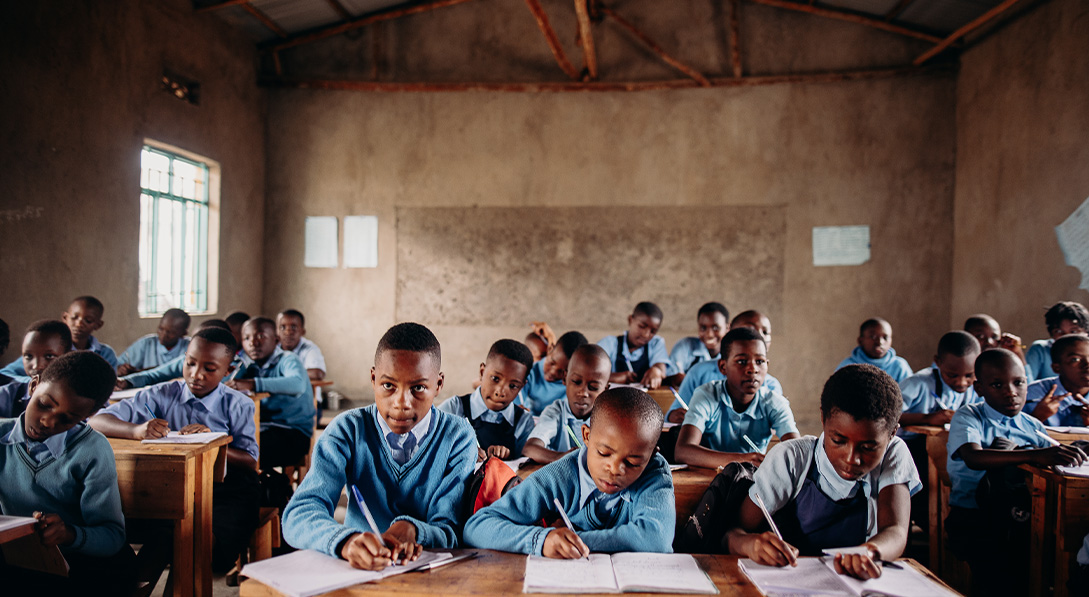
[
  {"left": 598, "top": 301, "right": 671, "bottom": 389},
  {"left": 116, "top": 308, "right": 191, "bottom": 376},
  {"left": 0, "top": 296, "right": 118, "bottom": 381},
  {"left": 1024, "top": 334, "right": 1089, "bottom": 427},
  {"left": 225, "top": 310, "right": 252, "bottom": 349},
  {"left": 836, "top": 318, "right": 912, "bottom": 383},
  {"left": 669, "top": 302, "right": 729, "bottom": 377},
  {"left": 464, "top": 387, "right": 674, "bottom": 556},
  {"left": 522, "top": 331, "right": 588, "bottom": 416},
  {"left": 0, "top": 317, "right": 8, "bottom": 386},
  {"left": 282, "top": 322, "right": 476, "bottom": 569},
  {"left": 90, "top": 327, "right": 259, "bottom": 573},
  {"left": 438, "top": 339, "right": 535, "bottom": 459},
  {"left": 1025, "top": 301, "right": 1089, "bottom": 383},
  {"left": 725, "top": 364, "right": 921, "bottom": 581},
  {"left": 667, "top": 310, "right": 784, "bottom": 423},
  {"left": 116, "top": 319, "right": 235, "bottom": 390},
  {"left": 227, "top": 317, "right": 313, "bottom": 469},
  {"left": 0, "top": 320, "right": 71, "bottom": 418},
  {"left": 945, "top": 348, "right": 1087, "bottom": 595},
  {"left": 523, "top": 344, "right": 612, "bottom": 464},
  {"left": 674, "top": 327, "right": 800, "bottom": 468},
  {"left": 277, "top": 309, "right": 326, "bottom": 381},
  {"left": 0, "top": 352, "right": 134, "bottom": 596},
  {"left": 964, "top": 313, "right": 1025, "bottom": 362}
]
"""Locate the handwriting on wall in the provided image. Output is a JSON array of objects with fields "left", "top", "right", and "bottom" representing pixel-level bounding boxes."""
[{"left": 0, "top": 206, "right": 45, "bottom": 222}]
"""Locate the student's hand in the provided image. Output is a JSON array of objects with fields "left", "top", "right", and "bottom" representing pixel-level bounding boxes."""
[
  {"left": 611, "top": 370, "right": 639, "bottom": 384},
  {"left": 340, "top": 532, "right": 394, "bottom": 570},
  {"left": 487, "top": 445, "right": 511, "bottom": 460},
  {"left": 1033, "top": 444, "right": 1088, "bottom": 468},
  {"left": 746, "top": 531, "right": 798, "bottom": 567},
  {"left": 136, "top": 418, "right": 170, "bottom": 440},
  {"left": 1030, "top": 385, "right": 1069, "bottom": 422},
  {"left": 833, "top": 549, "right": 883, "bottom": 580},
  {"left": 226, "top": 379, "right": 256, "bottom": 392},
  {"left": 179, "top": 424, "right": 211, "bottom": 435},
  {"left": 999, "top": 333, "right": 1025, "bottom": 359},
  {"left": 926, "top": 409, "right": 955, "bottom": 426},
  {"left": 543, "top": 528, "right": 590, "bottom": 559},
  {"left": 382, "top": 520, "right": 421, "bottom": 564},
  {"left": 667, "top": 408, "right": 687, "bottom": 424},
  {"left": 117, "top": 363, "right": 137, "bottom": 376},
  {"left": 115, "top": 378, "right": 132, "bottom": 391},
  {"left": 1073, "top": 395, "right": 1089, "bottom": 426},
  {"left": 641, "top": 367, "right": 666, "bottom": 390},
  {"left": 742, "top": 452, "right": 765, "bottom": 467},
  {"left": 477, "top": 447, "right": 487, "bottom": 462},
  {"left": 33, "top": 512, "right": 75, "bottom": 547}
]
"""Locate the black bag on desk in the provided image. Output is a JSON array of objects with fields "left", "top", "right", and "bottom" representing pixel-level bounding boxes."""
[{"left": 674, "top": 462, "right": 757, "bottom": 554}]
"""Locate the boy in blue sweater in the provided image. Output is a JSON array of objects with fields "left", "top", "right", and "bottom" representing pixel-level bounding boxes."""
[
  {"left": 0, "top": 319, "right": 71, "bottom": 418},
  {"left": 598, "top": 302, "right": 671, "bottom": 390},
  {"left": 0, "top": 296, "right": 118, "bottom": 381},
  {"left": 0, "top": 352, "right": 134, "bottom": 595},
  {"left": 282, "top": 323, "right": 476, "bottom": 570},
  {"left": 523, "top": 344, "right": 612, "bottom": 464},
  {"left": 439, "top": 339, "right": 535, "bottom": 459},
  {"left": 115, "top": 319, "right": 237, "bottom": 390},
  {"left": 522, "top": 331, "right": 588, "bottom": 415},
  {"left": 116, "top": 308, "right": 190, "bottom": 376},
  {"left": 1025, "top": 301, "right": 1089, "bottom": 383},
  {"left": 227, "top": 317, "right": 313, "bottom": 468},
  {"left": 836, "top": 318, "right": 912, "bottom": 382},
  {"left": 669, "top": 302, "right": 729, "bottom": 378},
  {"left": 464, "top": 387, "right": 674, "bottom": 556}
]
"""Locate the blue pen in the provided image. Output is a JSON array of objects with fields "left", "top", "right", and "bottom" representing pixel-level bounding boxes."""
[
  {"left": 350, "top": 485, "right": 397, "bottom": 566},
  {"left": 145, "top": 403, "right": 160, "bottom": 420}
]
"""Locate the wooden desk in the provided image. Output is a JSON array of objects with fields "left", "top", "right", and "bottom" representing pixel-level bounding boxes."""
[
  {"left": 648, "top": 388, "right": 677, "bottom": 414},
  {"left": 249, "top": 391, "right": 270, "bottom": 447},
  {"left": 109, "top": 436, "right": 231, "bottom": 597},
  {"left": 1020, "top": 464, "right": 1089, "bottom": 597}
]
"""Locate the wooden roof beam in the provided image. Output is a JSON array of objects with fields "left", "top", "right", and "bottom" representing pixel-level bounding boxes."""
[
  {"left": 914, "top": 0, "right": 1025, "bottom": 65},
  {"left": 573, "top": 0, "right": 598, "bottom": 80},
  {"left": 744, "top": 0, "right": 942, "bottom": 43},
  {"left": 729, "top": 0, "right": 742, "bottom": 78},
  {"left": 883, "top": 0, "right": 917, "bottom": 22},
  {"left": 242, "top": 2, "right": 288, "bottom": 38},
  {"left": 195, "top": 0, "right": 250, "bottom": 13},
  {"left": 523, "top": 0, "right": 579, "bottom": 80},
  {"left": 600, "top": 7, "right": 710, "bottom": 86}
]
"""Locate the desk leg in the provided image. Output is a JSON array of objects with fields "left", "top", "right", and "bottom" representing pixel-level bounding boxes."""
[
  {"left": 172, "top": 458, "right": 197, "bottom": 597},
  {"left": 926, "top": 440, "right": 940, "bottom": 576},
  {"left": 1028, "top": 473, "right": 1051, "bottom": 597},
  {"left": 194, "top": 449, "right": 219, "bottom": 597}
]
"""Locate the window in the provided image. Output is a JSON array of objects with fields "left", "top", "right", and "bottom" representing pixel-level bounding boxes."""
[{"left": 138, "top": 142, "right": 219, "bottom": 316}]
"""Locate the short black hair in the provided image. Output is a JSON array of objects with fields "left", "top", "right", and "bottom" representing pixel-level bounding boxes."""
[
  {"left": 278, "top": 309, "right": 305, "bottom": 326},
  {"left": 199, "top": 318, "right": 231, "bottom": 331},
  {"left": 570, "top": 343, "right": 610, "bottom": 370},
  {"left": 820, "top": 364, "right": 901, "bottom": 433},
  {"left": 375, "top": 322, "right": 441, "bottom": 365},
  {"left": 731, "top": 309, "right": 765, "bottom": 327},
  {"left": 40, "top": 351, "right": 116, "bottom": 409},
  {"left": 163, "top": 308, "right": 191, "bottom": 329},
  {"left": 245, "top": 317, "right": 276, "bottom": 334},
  {"left": 555, "top": 331, "right": 589, "bottom": 358},
  {"left": 633, "top": 301, "right": 664, "bottom": 322},
  {"left": 720, "top": 326, "right": 765, "bottom": 355},
  {"left": 486, "top": 339, "right": 534, "bottom": 374},
  {"left": 937, "top": 331, "right": 981, "bottom": 358},
  {"left": 859, "top": 317, "right": 890, "bottom": 335},
  {"left": 71, "top": 295, "right": 105, "bottom": 315},
  {"left": 225, "top": 311, "right": 251, "bottom": 327},
  {"left": 974, "top": 348, "right": 1022, "bottom": 377},
  {"left": 1051, "top": 333, "right": 1089, "bottom": 362},
  {"left": 1045, "top": 301, "right": 1089, "bottom": 334},
  {"left": 26, "top": 319, "right": 73, "bottom": 348},
  {"left": 192, "top": 326, "right": 239, "bottom": 356},
  {"left": 964, "top": 313, "right": 999, "bottom": 332},
  {"left": 0, "top": 318, "right": 8, "bottom": 355},
  {"left": 589, "top": 386, "right": 664, "bottom": 441},
  {"left": 697, "top": 302, "right": 729, "bottom": 321}
]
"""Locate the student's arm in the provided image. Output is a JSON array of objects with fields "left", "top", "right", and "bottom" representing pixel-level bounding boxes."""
[
  {"left": 641, "top": 338, "right": 672, "bottom": 389},
  {"left": 88, "top": 413, "right": 169, "bottom": 440},
  {"left": 998, "top": 333, "right": 1026, "bottom": 364},
  {"left": 955, "top": 442, "right": 1087, "bottom": 470},
  {"left": 0, "top": 357, "right": 27, "bottom": 381},
  {"left": 64, "top": 434, "right": 127, "bottom": 557},
  {"left": 898, "top": 377, "right": 952, "bottom": 426},
  {"left": 674, "top": 425, "right": 763, "bottom": 468},
  {"left": 226, "top": 447, "right": 258, "bottom": 470},
  {"left": 463, "top": 461, "right": 572, "bottom": 555},
  {"left": 513, "top": 411, "right": 536, "bottom": 457},
  {"left": 254, "top": 355, "right": 311, "bottom": 397},
  {"left": 577, "top": 457, "right": 676, "bottom": 553},
  {"left": 724, "top": 496, "right": 799, "bottom": 567},
  {"left": 666, "top": 396, "right": 688, "bottom": 424},
  {"left": 392, "top": 421, "right": 477, "bottom": 549},
  {"left": 640, "top": 363, "right": 668, "bottom": 390},
  {"left": 122, "top": 356, "right": 183, "bottom": 389},
  {"left": 522, "top": 437, "right": 570, "bottom": 464},
  {"left": 1027, "top": 384, "right": 1069, "bottom": 424},
  {"left": 831, "top": 484, "right": 910, "bottom": 580},
  {"left": 899, "top": 411, "right": 953, "bottom": 426},
  {"left": 307, "top": 368, "right": 325, "bottom": 381},
  {"left": 769, "top": 396, "right": 801, "bottom": 443},
  {"left": 610, "top": 370, "right": 638, "bottom": 384}
]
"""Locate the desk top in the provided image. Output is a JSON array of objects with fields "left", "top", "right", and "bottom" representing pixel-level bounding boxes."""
[
  {"left": 903, "top": 425, "right": 947, "bottom": 436},
  {"left": 311, "top": 380, "right": 335, "bottom": 388},
  {"left": 108, "top": 435, "right": 232, "bottom": 461}
]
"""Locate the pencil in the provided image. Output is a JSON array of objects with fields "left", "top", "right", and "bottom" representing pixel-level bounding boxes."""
[
  {"left": 144, "top": 403, "right": 160, "bottom": 420},
  {"left": 565, "top": 424, "right": 584, "bottom": 449},
  {"left": 351, "top": 484, "right": 397, "bottom": 566},
  {"left": 668, "top": 386, "right": 688, "bottom": 410},
  {"left": 742, "top": 434, "right": 761, "bottom": 454},
  {"left": 553, "top": 498, "right": 589, "bottom": 560},
  {"left": 752, "top": 491, "right": 783, "bottom": 541},
  {"left": 1036, "top": 430, "right": 1061, "bottom": 447}
]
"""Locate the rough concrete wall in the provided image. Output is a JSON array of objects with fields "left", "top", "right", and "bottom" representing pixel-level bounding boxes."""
[
  {"left": 952, "top": 0, "right": 1089, "bottom": 342},
  {"left": 0, "top": 0, "right": 265, "bottom": 363}
]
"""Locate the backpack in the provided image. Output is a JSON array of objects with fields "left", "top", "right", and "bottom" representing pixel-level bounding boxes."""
[
  {"left": 462, "top": 456, "right": 523, "bottom": 520},
  {"left": 674, "top": 462, "right": 757, "bottom": 554}
]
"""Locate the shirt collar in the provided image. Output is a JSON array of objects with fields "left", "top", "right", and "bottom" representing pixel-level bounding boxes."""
[
  {"left": 620, "top": 332, "right": 645, "bottom": 358},
  {"left": 180, "top": 380, "right": 226, "bottom": 414},
  {"left": 813, "top": 433, "right": 866, "bottom": 501},
  {"left": 1, "top": 414, "right": 71, "bottom": 460},
  {"left": 559, "top": 398, "right": 589, "bottom": 424},
  {"left": 87, "top": 335, "right": 102, "bottom": 352},
  {"left": 716, "top": 382, "right": 768, "bottom": 420},
  {"left": 374, "top": 406, "right": 433, "bottom": 445},
  {"left": 981, "top": 401, "right": 1021, "bottom": 424},
  {"left": 468, "top": 387, "right": 516, "bottom": 425},
  {"left": 575, "top": 448, "right": 632, "bottom": 511}
]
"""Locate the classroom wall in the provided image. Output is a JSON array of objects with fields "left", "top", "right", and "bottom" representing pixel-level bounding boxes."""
[
  {"left": 952, "top": 0, "right": 1089, "bottom": 342},
  {"left": 264, "top": 1, "right": 956, "bottom": 433},
  {"left": 0, "top": 0, "right": 266, "bottom": 364}
]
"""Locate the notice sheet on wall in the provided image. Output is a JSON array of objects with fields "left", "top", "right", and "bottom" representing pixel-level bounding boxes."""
[
  {"left": 344, "top": 215, "right": 378, "bottom": 268},
  {"left": 304, "top": 216, "right": 338, "bottom": 268},
  {"left": 812, "top": 225, "right": 870, "bottom": 267},
  {"left": 1056, "top": 196, "right": 1089, "bottom": 292}
]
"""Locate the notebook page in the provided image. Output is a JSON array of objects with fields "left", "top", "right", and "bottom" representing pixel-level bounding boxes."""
[
  {"left": 142, "top": 431, "right": 228, "bottom": 444},
  {"left": 821, "top": 558, "right": 961, "bottom": 597},
  {"left": 523, "top": 554, "right": 620, "bottom": 593},
  {"left": 241, "top": 548, "right": 448, "bottom": 597},
  {"left": 0, "top": 515, "right": 36, "bottom": 534},
  {"left": 610, "top": 552, "right": 718, "bottom": 594},
  {"left": 738, "top": 558, "right": 853, "bottom": 596}
]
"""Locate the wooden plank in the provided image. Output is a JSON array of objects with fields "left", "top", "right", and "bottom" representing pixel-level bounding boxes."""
[
  {"left": 194, "top": 0, "right": 249, "bottom": 13},
  {"left": 0, "top": 520, "right": 36, "bottom": 545},
  {"left": 647, "top": 388, "right": 675, "bottom": 414},
  {"left": 171, "top": 457, "right": 196, "bottom": 597},
  {"left": 523, "top": 0, "right": 579, "bottom": 80},
  {"left": 194, "top": 449, "right": 218, "bottom": 596},
  {"left": 914, "top": 0, "right": 1025, "bottom": 65},
  {"left": 745, "top": 0, "right": 942, "bottom": 43},
  {"left": 884, "top": 0, "right": 917, "bottom": 22},
  {"left": 729, "top": 0, "right": 742, "bottom": 78},
  {"left": 113, "top": 457, "right": 190, "bottom": 519},
  {"left": 600, "top": 7, "right": 710, "bottom": 86},
  {"left": 573, "top": 0, "right": 598, "bottom": 80},
  {"left": 323, "top": 0, "right": 352, "bottom": 21}
]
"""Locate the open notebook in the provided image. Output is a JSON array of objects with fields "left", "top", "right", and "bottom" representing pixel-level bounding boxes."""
[
  {"left": 523, "top": 553, "right": 718, "bottom": 594},
  {"left": 739, "top": 557, "right": 959, "bottom": 597},
  {"left": 142, "top": 431, "right": 228, "bottom": 444},
  {"left": 241, "top": 548, "right": 451, "bottom": 597},
  {"left": 0, "top": 517, "right": 69, "bottom": 577}
]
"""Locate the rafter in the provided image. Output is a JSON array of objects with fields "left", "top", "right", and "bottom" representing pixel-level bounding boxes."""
[
  {"left": 744, "top": 0, "right": 942, "bottom": 43},
  {"left": 914, "top": 0, "right": 1025, "bottom": 65},
  {"left": 523, "top": 0, "right": 579, "bottom": 80},
  {"left": 729, "top": 0, "right": 742, "bottom": 78},
  {"left": 573, "top": 0, "right": 598, "bottom": 80},
  {"left": 323, "top": 0, "right": 352, "bottom": 21},
  {"left": 600, "top": 7, "right": 710, "bottom": 86},
  {"left": 195, "top": 0, "right": 250, "bottom": 13},
  {"left": 241, "top": 2, "right": 287, "bottom": 38}
]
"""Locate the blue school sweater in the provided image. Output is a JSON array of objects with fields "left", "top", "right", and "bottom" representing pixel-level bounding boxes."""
[
  {"left": 238, "top": 347, "right": 313, "bottom": 436},
  {"left": 118, "top": 334, "right": 190, "bottom": 370},
  {"left": 0, "top": 417, "right": 126, "bottom": 557},
  {"left": 0, "top": 336, "right": 118, "bottom": 381},
  {"left": 122, "top": 352, "right": 244, "bottom": 388},
  {"left": 0, "top": 381, "right": 29, "bottom": 418},
  {"left": 836, "top": 347, "right": 912, "bottom": 383},
  {"left": 463, "top": 448, "right": 674, "bottom": 555},
  {"left": 282, "top": 405, "right": 476, "bottom": 556}
]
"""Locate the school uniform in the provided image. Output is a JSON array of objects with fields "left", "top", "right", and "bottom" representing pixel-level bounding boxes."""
[
  {"left": 597, "top": 333, "right": 673, "bottom": 377},
  {"left": 750, "top": 435, "right": 920, "bottom": 555},
  {"left": 437, "top": 387, "right": 535, "bottom": 455},
  {"left": 681, "top": 381, "right": 798, "bottom": 453},
  {"left": 835, "top": 347, "right": 912, "bottom": 383},
  {"left": 117, "top": 334, "right": 190, "bottom": 371},
  {"left": 522, "top": 359, "right": 566, "bottom": 415},
  {"left": 667, "top": 361, "right": 784, "bottom": 415},
  {"left": 0, "top": 335, "right": 118, "bottom": 382},
  {"left": 282, "top": 405, "right": 476, "bottom": 553},
  {"left": 236, "top": 346, "right": 314, "bottom": 468},
  {"left": 528, "top": 398, "right": 588, "bottom": 452},
  {"left": 0, "top": 381, "right": 29, "bottom": 418},
  {"left": 122, "top": 351, "right": 244, "bottom": 389},
  {"left": 463, "top": 448, "right": 674, "bottom": 554},
  {"left": 288, "top": 337, "right": 327, "bottom": 373},
  {"left": 1025, "top": 377, "right": 1088, "bottom": 427},
  {"left": 1025, "top": 338, "right": 1055, "bottom": 383},
  {"left": 898, "top": 368, "right": 981, "bottom": 439},
  {"left": 669, "top": 337, "right": 717, "bottom": 374}
]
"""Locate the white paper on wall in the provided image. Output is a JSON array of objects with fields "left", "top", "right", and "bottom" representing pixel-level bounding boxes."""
[
  {"left": 812, "top": 225, "right": 871, "bottom": 267},
  {"left": 344, "top": 215, "right": 378, "bottom": 268},
  {"left": 1056, "top": 196, "right": 1089, "bottom": 292},
  {"left": 304, "top": 216, "right": 338, "bottom": 268}
]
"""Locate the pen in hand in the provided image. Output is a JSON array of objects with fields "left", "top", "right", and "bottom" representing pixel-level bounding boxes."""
[{"left": 553, "top": 498, "right": 589, "bottom": 561}]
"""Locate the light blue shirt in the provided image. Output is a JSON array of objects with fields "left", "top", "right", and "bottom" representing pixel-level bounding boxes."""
[
  {"left": 118, "top": 334, "right": 190, "bottom": 370},
  {"left": 0, "top": 414, "right": 77, "bottom": 464},
  {"left": 289, "top": 337, "right": 326, "bottom": 372},
  {"left": 1025, "top": 339, "right": 1055, "bottom": 384},
  {"left": 0, "top": 336, "right": 118, "bottom": 382},
  {"left": 437, "top": 387, "right": 536, "bottom": 455},
  {"left": 836, "top": 347, "right": 913, "bottom": 383},
  {"left": 374, "top": 407, "right": 433, "bottom": 465},
  {"left": 899, "top": 368, "right": 981, "bottom": 438},
  {"left": 947, "top": 402, "right": 1051, "bottom": 509},
  {"left": 669, "top": 337, "right": 716, "bottom": 375},
  {"left": 528, "top": 398, "right": 587, "bottom": 452},
  {"left": 750, "top": 435, "right": 920, "bottom": 540},
  {"left": 100, "top": 379, "right": 258, "bottom": 462},
  {"left": 681, "top": 381, "right": 798, "bottom": 453},
  {"left": 522, "top": 359, "right": 566, "bottom": 416},
  {"left": 597, "top": 333, "right": 673, "bottom": 375},
  {"left": 1025, "top": 377, "right": 1087, "bottom": 427},
  {"left": 669, "top": 361, "right": 784, "bottom": 414}
]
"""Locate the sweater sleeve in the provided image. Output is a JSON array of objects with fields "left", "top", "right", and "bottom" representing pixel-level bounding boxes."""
[
  {"left": 123, "top": 356, "right": 182, "bottom": 388},
  {"left": 68, "top": 434, "right": 126, "bottom": 557},
  {"left": 392, "top": 418, "right": 476, "bottom": 548},
  {"left": 576, "top": 457, "right": 676, "bottom": 554},
  {"left": 463, "top": 459, "right": 571, "bottom": 555},
  {"left": 255, "top": 354, "right": 311, "bottom": 398}
]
